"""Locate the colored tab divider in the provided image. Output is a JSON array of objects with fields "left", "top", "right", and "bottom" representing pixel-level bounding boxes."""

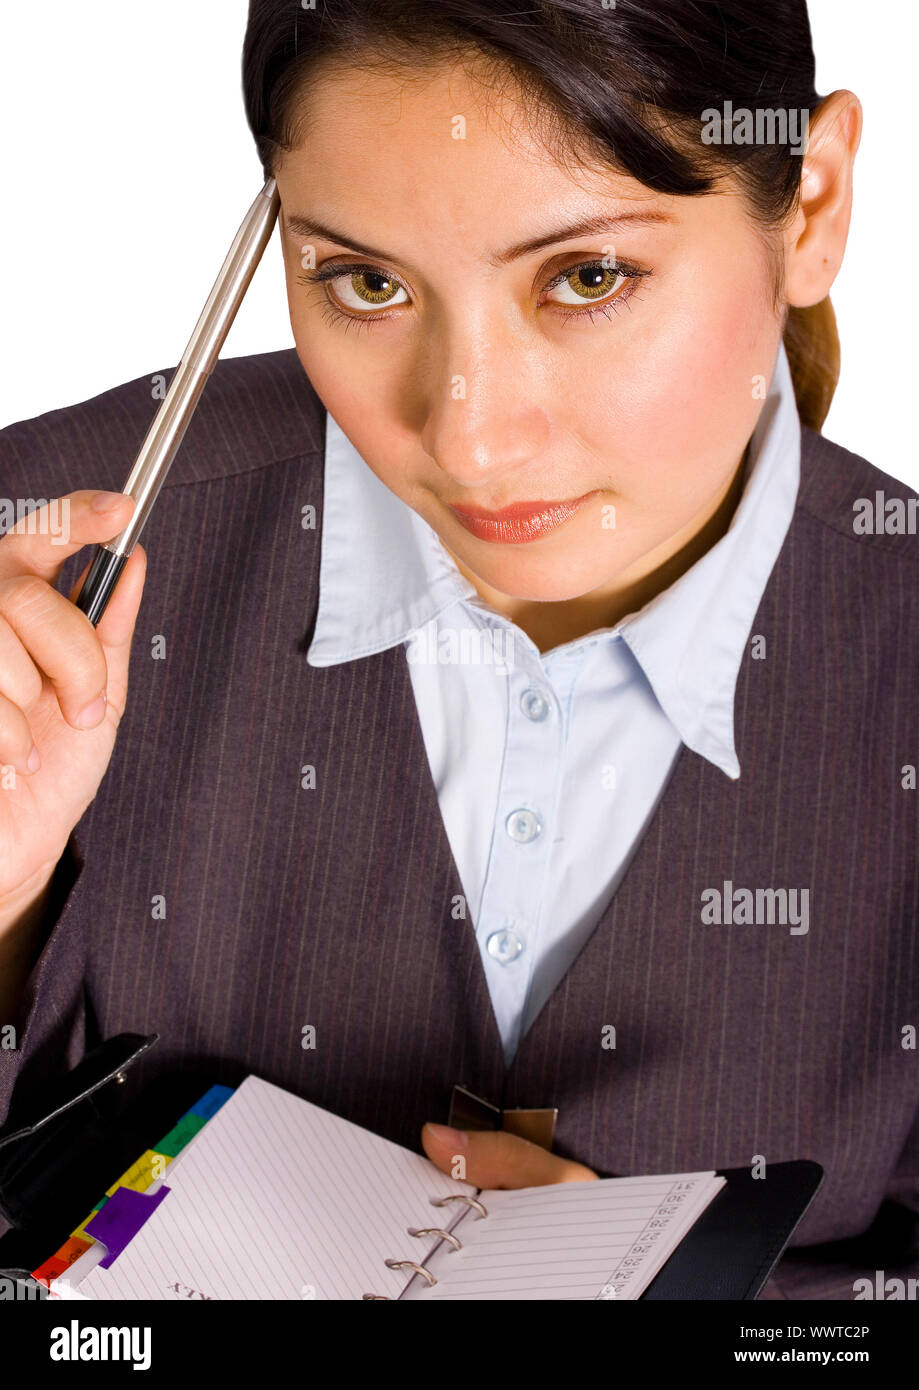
[
  {"left": 31, "top": 1082, "right": 234, "bottom": 1288},
  {"left": 84, "top": 1184, "right": 172, "bottom": 1267}
]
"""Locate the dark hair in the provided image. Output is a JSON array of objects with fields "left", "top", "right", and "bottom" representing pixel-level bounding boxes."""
[{"left": 243, "top": 0, "right": 840, "bottom": 430}]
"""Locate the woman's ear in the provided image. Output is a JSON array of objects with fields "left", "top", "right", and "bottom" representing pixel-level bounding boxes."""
[{"left": 783, "top": 89, "right": 863, "bottom": 309}]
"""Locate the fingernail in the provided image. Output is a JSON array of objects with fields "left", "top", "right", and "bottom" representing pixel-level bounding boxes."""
[
  {"left": 425, "top": 1123, "right": 468, "bottom": 1150},
  {"left": 92, "top": 490, "right": 126, "bottom": 512},
  {"left": 26, "top": 745, "right": 41, "bottom": 773},
  {"left": 75, "top": 693, "right": 106, "bottom": 728}
]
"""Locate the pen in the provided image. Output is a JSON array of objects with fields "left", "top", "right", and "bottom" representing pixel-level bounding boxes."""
[{"left": 75, "top": 176, "right": 281, "bottom": 625}]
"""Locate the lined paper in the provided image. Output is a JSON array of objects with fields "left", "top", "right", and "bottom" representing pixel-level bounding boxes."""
[
  {"left": 53, "top": 1076, "right": 474, "bottom": 1301},
  {"left": 405, "top": 1172, "right": 726, "bottom": 1300}
]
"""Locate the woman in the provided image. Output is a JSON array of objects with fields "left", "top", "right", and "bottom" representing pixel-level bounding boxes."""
[{"left": 0, "top": 0, "right": 916, "bottom": 1301}]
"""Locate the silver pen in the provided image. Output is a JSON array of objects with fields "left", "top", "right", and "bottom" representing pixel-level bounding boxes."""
[{"left": 75, "top": 176, "right": 281, "bottom": 625}]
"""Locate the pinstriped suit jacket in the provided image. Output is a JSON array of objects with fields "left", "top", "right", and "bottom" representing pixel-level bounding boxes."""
[{"left": 0, "top": 348, "right": 917, "bottom": 1300}]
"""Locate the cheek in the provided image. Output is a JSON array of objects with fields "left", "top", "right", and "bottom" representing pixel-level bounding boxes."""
[
  {"left": 570, "top": 266, "right": 778, "bottom": 513},
  {"left": 285, "top": 275, "right": 388, "bottom": 454},
  {"left": 288, "top": 326, "right": 413, "bottom": 499}
]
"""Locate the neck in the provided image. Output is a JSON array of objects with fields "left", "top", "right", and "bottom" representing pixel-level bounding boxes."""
[{"left": 445, "top": 452, "right": 750, "bottom": 654}]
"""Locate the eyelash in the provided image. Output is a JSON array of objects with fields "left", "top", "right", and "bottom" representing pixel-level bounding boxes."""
[{"left": 295, "top": 257, "right": 651, "bottom": 334}]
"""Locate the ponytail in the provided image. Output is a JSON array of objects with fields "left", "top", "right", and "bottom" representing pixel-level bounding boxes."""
[{"left": 783, "top": 297, "right": 841, "bottom": 432}]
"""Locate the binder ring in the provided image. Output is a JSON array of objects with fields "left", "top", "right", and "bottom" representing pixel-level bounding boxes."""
[
  {"left": 430, "top": 1194, "right": 488, "bottom": 1218},
  {"left": 408, "top": 1226, "right": 462, "bottom": 1250},
  {"left": 384, "top": 1259, "right": 437, "bottom": 1286}
]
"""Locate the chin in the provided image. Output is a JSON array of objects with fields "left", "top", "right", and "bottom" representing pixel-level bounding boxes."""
[{"left": 466, "top": 559, "right": 624, "bottom": 604}]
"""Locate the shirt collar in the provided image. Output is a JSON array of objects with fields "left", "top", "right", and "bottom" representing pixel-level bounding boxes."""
[{"left": 307, "top": 343, "right": 801, "bottom": 778}]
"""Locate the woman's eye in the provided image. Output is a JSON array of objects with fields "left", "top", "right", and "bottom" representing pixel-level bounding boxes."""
[
  {"left": 543, "top": 263, "right": 633, "bottom": 309},
  {"left": 327, "top": 268, "right": 409, "bottom": 313},
  {"left": 297, "top": 256, "right": 648, "bottom": 328}
]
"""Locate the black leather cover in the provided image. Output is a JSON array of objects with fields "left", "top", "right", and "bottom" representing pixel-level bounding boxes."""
[
  {"left": 0, "top": 1032, "right": 160, "bottom": 1274},
  {"left": 642, "top": 1160, "right": 824, "bottom": 1299}
]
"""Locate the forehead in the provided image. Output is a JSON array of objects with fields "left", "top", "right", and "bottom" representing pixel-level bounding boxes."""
[
  {"left": 277, "top": 57, "right": 668, "bottom": 231},
  {"left": 274, "top": 57, "right": 762, "bottom": 286},
  {"left": 288, "top": 53, "right": 563, "bottom": 162}
]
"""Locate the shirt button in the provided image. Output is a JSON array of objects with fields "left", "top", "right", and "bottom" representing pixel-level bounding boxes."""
[
  {"left": 520, "top": 688, "right": 550, "bottom": 721},
  {"left": 505, "top": 808, "right": 541, "bottom": 843},
  {"left": 486, "top": 929, "right": 525, "bottom": 964}
]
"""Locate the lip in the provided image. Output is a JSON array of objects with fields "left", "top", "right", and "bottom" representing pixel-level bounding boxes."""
[{"left": 447, "top": 491, "right": 599, "bottom": 545}]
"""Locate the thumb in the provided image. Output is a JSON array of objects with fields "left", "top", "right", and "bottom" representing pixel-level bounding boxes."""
[{"left": 421, "top": 1123, "right": 597, "bottom": 1189}]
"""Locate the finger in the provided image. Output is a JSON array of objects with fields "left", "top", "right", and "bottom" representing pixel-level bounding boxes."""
[
  {"left": 0, "top": 611, "right": 44, "bottom": 716},
  {"left": 57, "top": 544, "right": 146, "bottom": 731},
  {"left": 0, "top": 490, "right": 135, "bottom": 587},
  {"left": 0, "top": 575, "right": 112, "bottom": 730},
  {"left": 0, "top": 688, "right": 42, "bottom": 775},
  {"left": 67, "top": 542, "right": 146, "bottom": 652},
  {"left": 421, "top": 1124, "right": 598, "bottom": 1189},
  {"left": 72, "top": 544, "right": 147, "bottom": 724},
  {"left": 0, "top": 543, "right": 146, "bottom": 750}
]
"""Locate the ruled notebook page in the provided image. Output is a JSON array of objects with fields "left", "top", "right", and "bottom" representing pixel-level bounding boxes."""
[
  {"left": 404, "top": 1172, "right": 727, "bottom": 1300},
  {"left": 56, "top": 1075, "right": 475, "bottom": 1301}
]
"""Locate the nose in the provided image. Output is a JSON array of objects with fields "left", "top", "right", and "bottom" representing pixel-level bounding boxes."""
[{"left": 418, "top": 321, "right": 551, "bottom": 489}]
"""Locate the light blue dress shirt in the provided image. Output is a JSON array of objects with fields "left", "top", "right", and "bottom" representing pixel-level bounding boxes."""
[{"left": 307, "top": 343, "right": 802, "bottom": 1065}]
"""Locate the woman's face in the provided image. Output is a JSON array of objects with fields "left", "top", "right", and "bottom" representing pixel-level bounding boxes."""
[{"left": 275, "top": 59, "right": 786, "bottom": 603}]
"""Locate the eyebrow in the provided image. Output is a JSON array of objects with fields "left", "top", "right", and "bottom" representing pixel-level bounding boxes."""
[{"left": 283, "top": 209, "right": 675, "bottom": 272}]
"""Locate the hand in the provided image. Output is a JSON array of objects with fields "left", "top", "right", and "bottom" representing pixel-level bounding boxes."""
[
  {"left": 0, "top": 490, "right": 146, "bottom": 916},
  {"left": 421, "top": 1122, "right": 598, "bottom": 1188}
]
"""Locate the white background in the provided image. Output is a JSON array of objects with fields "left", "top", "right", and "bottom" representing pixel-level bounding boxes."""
[{"left": 0, "top": 1, "right": 914, "bottom": 487}]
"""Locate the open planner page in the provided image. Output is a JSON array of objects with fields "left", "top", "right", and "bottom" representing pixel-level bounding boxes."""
[
  {"left": 402, "top": 1171, "right": 727, "bottom": 1300},
  {"left": 51, "top": 1076, "right": 476, "bottom": 1301}
]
